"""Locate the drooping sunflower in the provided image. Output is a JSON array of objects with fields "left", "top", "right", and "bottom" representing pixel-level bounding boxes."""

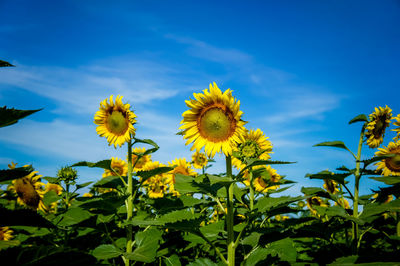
[
  {"left": 242, "top": 165, "right": 281, "bottom": 193},
  {"left": 179, "top": 82, "right": 247, "bottom": 158},
  {"left": 94, "top": 95, "right": 137, "bottom": 148},
  {"left": 374, "top": 140, "right": 400, "bottom": 176},
  {"left": 232, "top": 128, "right": 273, "bottom": 170},
  {"left": 0, "top": 227, "right": 13, "bottom": 241},
  {"left": 141, "top": 161, "right": 170, "bottom": 198},
  {"left": 103, "top": 157, "right": 128, "bottom": 178},
  {"left": 130, "top": 147, "right": 152, "bottom": 171},
  {"left": 306, "top": 196, "right": 328, "bottom": 216},
  {"left": 167, "top": 158, "right": 196, "bottom": 196},
  {"left": 7, "top": 163, "right": 46, "bottom": 212},
  {"left": 191, "top": 151, "right": 208, "bottom": 169},
  {"left": 365, "top": 106, "right": 392, "bottom": 148},
  {"left": 392, "top": 114, "right": 400, "bottom": 141},
  {"left": 323, "top": 179, "right": 339, "bottom": 194}
]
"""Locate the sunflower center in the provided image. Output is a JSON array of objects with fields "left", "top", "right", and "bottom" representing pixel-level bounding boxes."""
[
  {"left": 198, "top": 105, "right": 235, "bottom": 141},
  {"left": 255, "top": 177, "right": 267, "bottom": 188},
  {"left": 373, "top": 118, "right": 386, "bottom": 138},
  {"left": 196, "top": 154, "right": 207, "bottom": 165},
  {"left": 107, "top": 111, "right": 128, "bottom": 135},
  {"left": 15, "top": 178, "right": 40, "bottom": 208},
  {"left": 240, "top": 140, "right": 260, "bottom": 158},
  {"left": 386, "top": 153, "right": 400, "bottom": 172}
]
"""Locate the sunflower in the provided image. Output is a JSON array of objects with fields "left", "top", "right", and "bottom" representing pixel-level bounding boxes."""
[
  {"left": 82, "top": 192, "right": 93, "bottom": 197},
  {"left": 232, "top": 128, "right": 273, "bottom": 170},
  {"left": 191, "top": 151, "right": 208, "bottom": 169},
  {"left": 103, "top": 157, "right": 128, "bottom": 178},
  {"left": 306, "top": 196, "right": 328, "bottom": 216},
  {"left": 0, "top": 227, "right": 13, "bottom": 241},
  {"left": 242, "top": 165, "right": 281, "bottom": 193},
  {"left": 392, "top": 114, "right": 400, "bottom": 141},
  {"left": 45, "top": 183, "right": 63, "bottom": 195},
  {"left": 179, "top": 82, "right": 247, "bottom": 158},
  {"left": 323, "top": 179, "right": 339, "bottom": 194},
  {"left": 94, "top": 95, "right": 137, "bottom": 148},
  {"left": 168, "top": 158, "right": 196, "bottom": 196},
  {"left": 142, "top": 161, "right": 170, "bottom": 198},
  {"left": 7, "top": 163, "right": 46, "bottom": 212},
  {"left": 335, "top": 198, "right": 350, "bottom": 209},
  {"left": 374, "top": 140, "right": 400, "bottom": 176},
  {"left": 130, "top": 147, "right": 152, "bottom": 171},
  {"left": 365, "top": 106, "right": 392, "bottom": 148}
]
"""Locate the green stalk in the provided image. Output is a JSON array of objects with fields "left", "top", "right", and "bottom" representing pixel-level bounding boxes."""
[
  {"left": 226, "top": 155, "right": 235, "bottom": 265},
  {"left": 249, "top": 168, "right": 254, "bottom": 211},
  {"left": 397, "top": 212, "right": 400, "bottom": 237},
  {"left": 352, "top": 124, "right": 365, "bottom": 254},
  {"left": 125, "top": 139, "right": 134, "bottom": 266}
]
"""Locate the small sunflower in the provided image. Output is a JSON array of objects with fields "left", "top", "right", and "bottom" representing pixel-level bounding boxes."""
[
  {"left": 103, "top": 157, "right": 128, "bottom": 178},
  {"left": 365, "top": 106, "right": 392, "bottom": 148},
  {"left": 374, "top": 140, "right": 400, "bottom": 176},
  {"left": 179, "top": 82, "right": 247, "bottom": 158},
  {"left": 94, "top": 95, "right": 137, "bottom": 148},
  {"left": 7, "top": 163, "right": 46, "bottom": 212},
  {"left": 232, "top": 128, "right": 273, "bottom": 170},
  {"left": 306, "top": 196, "right": 328, "bottom": 216},
  {"left": 335, "top": 198, "right": 350, "bottom": 209},
  {"left": 323, "top": 179, "right": 339, "bottom": 194},
  {"left": 0, "top": 227, "right": 13, "bottom": 241},
  {"left": 45, "top": 183, "right": 63, "bottom": 195},
  {"left": 191, "top": 151, "right": 208, "bottom": 169},
  {"left": 130, "top": 147, "right": 152, "bottom": 171},
  {"left": 242, "top": 165, "right": 281, "bottom": 193},
  {"left": 392, "top": 114, "right": 400, "bottom": 141},
  {"left": 142, "top": 161, "right": 170, "bottom": 198},
  {"left": 168, "top": 158, "right": 196, "bottom": 196}
]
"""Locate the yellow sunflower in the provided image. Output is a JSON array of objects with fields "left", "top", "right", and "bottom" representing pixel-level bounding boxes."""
[
  {"left": 306, "top": 196, "right": 328, "bottom": 216},
  {"left": 374, "top": 140, "right": 400, "bottom": 176},
  {"left": 179, "top": 82, "right": 247, "bottom": 158},
  {"left": 94, "top": 95, "right": 137, "bottom": 148},
  {"left": 7, "top": 163, "right": 46, "bottom": 212},
  {"left": 142, "top": 161, "right": 170, "bottom": 198},
  {"left": 242, "top": 165, "right": 281, "bottom": 193},
  {"left": 130, "top": 147, "right": 152, "bottom": 171},
  {"left": 232, "top": 128, "right": 273, "bottom": 170},
  {"left": 168, "top": 158, "right": 196, "bottom": 196},
  {"left": 45, "top": 183, "right": 63, "bottom": 195},
  {"left": 103, "top": 157, "right": 128, "bottom": 178},
  {"left": 0, "top": 227, "right": 13, "bottom": 241},
  {"left": 82, "top": 192, "right": 93, "bottom": 197},
  {"left": 335, "top": 198, "right": 350, "bottom": 209},
  {"left": 392, "top": 114, "right": 400, "bottom": 141},
  {"left": 323, "top": 179, "right": 339, "bottom": 194},
  {"left": 365, "top": 106, "right": 392, "bottom": 148},
  {"left": 191, "top": 151, "right": 208, "bottom": 169}
]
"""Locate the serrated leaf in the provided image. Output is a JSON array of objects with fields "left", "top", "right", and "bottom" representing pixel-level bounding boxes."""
[
  {"left": 254, "top": 196, "right": 303, "bottom": 213},
  {"left": 92, "top": 244, "right": 122, "bottom": 260},
  {"left": 199, "top": 220, "right": 224, "bottom": 240},
  {"left": 136, "top": 167, "right": 173, "bottom": 183},
  {"left": 0, "top": 166, "right": 34, "bottom": 182},
  {"left": 57, "top": 207, "right": 92, "bottom": 226},
  {"left": 0, "top": 106, "right": 42, "bottom": 128},
  {"left": 313, "top": 206, "right": 363, "bottom": 224},
  {"left": 241, "top": 232, "right": 262, "bottom": 247},
  {"left": 72, "top": 160, "right": 111, "bottom": 170},
  {"left": 207, "top": 174, "right": 234, "bottom": 186},
  {"left": 131, "top": 209, "right": 199, "bottom": 226},
  {"left": 313, "top": 141, "right": 352, "bottom": 154},
  {"left": 244, "top": 247, "right": 269, "bottom": 266},
  {"left": 348, "top": 114, "right": 368, "bottom": 124},
  {"left": 0, "top": 207, "right": 55, "bottom": 228},
  {"left": 239, "top": 160, "right": 296, "bottom": 176},
  {"left": 0, "top": 60, "right": 14, "bottom": 67},
  {"left": 188, "top": 258, "right": 219, "bottom": 266},
  {"left": 0, "top": 240, "right": 20, "bottom": 250},
  {"left": 43, "top": 190, "right": 60, "bottom": 206},
  {"left": 301, "top": 187, "right": 331, "bottom": 198},
  {"left": 267, "top": 238, "right": 297, "bottom": 262},
  {"left": 359, "top": 199, "right": 400, "bottom": 223},
  {"left": 93, "top": 175, "right": 129, "bottom": 189},
  {"left": 369, "top": 176, "right": 400, "bottom": 185},
  {"left": 76, "top": 181, "right": 93, "bottom": 190},
  {"left": 174, "top": 174, "right": 204, "bottom": 194},
  {"left": 133, "top": 138, "right": 159, "bottom": 149},
  {"left": 362, "top": 154, "right": 395, "bottom": 167},
  {"left": 305, "top": 170, "right": 350, "bottom": 185},
  {"left": 126, "top": 228, "right": 162, "bottom": 263},
  {"left": 164, "top": 254, "right": 181, "bottom": 266}
]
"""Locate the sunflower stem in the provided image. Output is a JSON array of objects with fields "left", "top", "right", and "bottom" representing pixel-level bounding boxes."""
[
  {"left": 352, "top": 124, "right": 365, "bottom": 254},
  {"left": 225, "top": 155, "right": 235, "bottom": 266},
  {"left": 125, "top": 139, "right": 134, "bottom": 266},
  {"left": 249, "top": 168, "right": 254, "bottom": 211}
]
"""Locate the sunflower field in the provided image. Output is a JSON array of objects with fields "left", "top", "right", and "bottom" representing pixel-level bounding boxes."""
[{"left": 1, "top": 60, "right": 400, "bottom": 265}]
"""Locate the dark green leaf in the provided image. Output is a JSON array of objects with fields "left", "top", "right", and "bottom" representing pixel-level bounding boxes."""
[
  {"left": 92, "top": 244, "right": 122, "bottom": 260},
  {"left": 0, "top": 166, "right": 34, "bottom": 182},
  {"left": 348, "top": 114, "right": 368, "bottom": 124},
  {"left": 267, "top": 238, "right": 297, "bottom": 262},
  {"left": 199, "top": 220, "right": 224, "bottom": 241},
  {"left": 76, "top": 181, "right": 93, "bottom": 190},
  {"left": 362, "top": 154, "right": 395, "bottom": 167},
  {"left": 133, "top": 138, "right": 159, "bottom": 150},
  {"left": 241, "top": 232, "right": 262, "bottom": 248},
  {"left": 301, "top": 187, "right": 331, "bottom": 199},
  {"left": 369, "top": 176, "right": 400, "bottom": 185},
  {"left": 136, "top": 167, "right": 173, "bottom": 183},
  {"left": 305, "top": 170, "right": 351, "bottom": 185},
  {"left": 0, "top": 207, "right": 55, "bottom": 228},
  {"left": 244, "top": 247, "right": 269, "bottom": 266},
  {"left": 71, "top": 160, "right": 111, "bottom": 170},
  {"left": 174, "top": 174, "right": 204, "bottom": 194},
  {"left": 0, "top": 106, "right": 42, "bottom": 128},
  {"left": 207, "top": 174, "right": 234, "bottom": 186},
  {"left": 57, "top": 207, "right": 92, "bottom": 226},
  {"left": 131, "top": 209, "right": 200, "bottom": 226},
  {"left": 43, "top": 190, "right": 60, "bottom": 206},
  {"left": 239, "top": 160, "right": 296, "bottom": 176},
  {"left": 126, "top": 228, "right": 162, "bottom": 263},
  {"left": 93, "top": 175, "right": 129, "bottom": 189},
  {"left": 188, "top": 258, "right": 219, "bottom": 266},
  {"left": 313, "top": 141, "right": 353, "bottom": 155},
  {"left": 0, "top": 240, "right": 20, "bottom": 250},
  {"left": 0, "top": 60, "right": 14, "bottom": 67},
  {"left": 254, "top": 196, "right": 303, "bottom": 213},
  {"left": 164, "top": 254, "right": 181, "bottom": 266}
]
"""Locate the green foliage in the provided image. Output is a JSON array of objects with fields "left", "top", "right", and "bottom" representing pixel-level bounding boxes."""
[
  {"left": 0, "top": 165, "right": 34, "bottom": 182},
  {"left": 0, "top": 106, "right": 42, "bottom": 128},
  {"left": 0, "top": 60, "right": 14, "bottom": 67}
]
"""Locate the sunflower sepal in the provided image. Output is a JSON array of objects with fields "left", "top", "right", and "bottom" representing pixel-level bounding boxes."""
[{"left": 348, "top": 114, "right": 368, "bottom": 125}]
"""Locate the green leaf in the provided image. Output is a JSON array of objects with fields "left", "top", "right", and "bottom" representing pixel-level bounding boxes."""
[
  {"left": 174, "top": 174, "right": 204, "bottom": 194},
  {"left": 71, "top": 160, "right": 111, "bottom": 170},
  {"left": 0, "top": 240, "right": 20, "bottom": 250},
  {"left": 199, "top": 220, "right": 224, "bottom": 241},
  {"left": 92, "top": 244, "right": 122, "bottom": 260},
  {"left": 301, "top": 187, "right": 331, "bottom": 198},
  {"left": 359, "top": 199, "right": 400, "bottom": 223},
  {"left": 188, "top": 258, "right": 219, "bottom": 266},
  {"left": 313, "top": 141, "right": 353, "bottom": 154},
  {"left": 314, "top": 206, "right": 363, "bottom": 224},
  {"left": 0, "top": 207, "right": 55, "bottom": 228},
  {"left": 126, "top": 228, "right": 162, "bottom": 263},
  {"left": 76, "top": 181, "right": 93, "bottom": 190},
  {"left": 267, "top": 238, "right": 297, "bottom": 262},
  {"left": 239, "top": 159, "right": 296, "bottom": 176},
  {"left": 0, "top": 166, "right": 34, "bottom": 182},
  {"left": 93, "top": 175, "right": 129, "bottom": 189},
  {"left": 164, "top": 254, "right": 181, "bottom": 266},
  {"left": 348, "top": 114, "right": 368, "bottom": 124},
  {"left": 207, "top": 174, "right": 234, "bottom": 186},
  {"left": 136, "top": 167, "right": 173, "bottom": 183},
  {"left": 244, "top": 247, "right": 269, "bottom": 266},
  {"left": 254, "top": 196, "right": 303, "bottom": 213},
  {"left": 241, "top": 232, "right": 262, "bottom": 248},
  {"left": 369, "top": 176, "right": 400, "bottom": 185},
  {"left": 0, "top": 106, "right": 42, "bottom": 128},
  {"left": 43, "top": 190, "right": 60, "bottom": 206},
  {"left": 131, "top": 209, "right": 200, "bottom": 226},
  {"left": 133, "top": 138, "right": 159, "bottom": 149},
  {"left": 305, "top": 170, "right": 351, "bottom": 185},
  {"left": 362, "top": 154, "right": 395, "bottom": 167},
  {"left": 57, "top": 207, "right": 92, "bottom": 226},
  {"left": 0, "top": 60, "right": 14, "bottom": 67}
]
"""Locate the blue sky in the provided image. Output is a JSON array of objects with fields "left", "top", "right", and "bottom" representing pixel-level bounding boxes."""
[{"left": 1, "top": 0, "right": 399, "bottom": 196}]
